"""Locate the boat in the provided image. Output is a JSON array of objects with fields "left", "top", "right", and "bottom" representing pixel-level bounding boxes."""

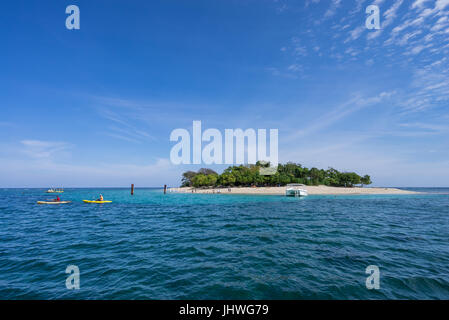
[
  {"left": 46, "top": 188, "right": 64, "bottom": 193},
  {"left": 83, "top": 200, "right": 112, "bottom": 204},
  {"left": 37, "top": 201, "right": 71, "bottom": 205},
  {"left": 285, "top": 184, "right": 308, "bottom": 197}
]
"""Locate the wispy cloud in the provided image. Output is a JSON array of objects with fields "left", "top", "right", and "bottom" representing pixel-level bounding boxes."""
[
  {"left": 98, "top": 107, "right": 157, "bottom": 143},
  {"left": 399, "top": 122, "right": 449, "bottom": 133},
  {"left": 0, "top": 155, "right": 181, "bottom": 187},
  {"left": 398, "top": 67, "right": 449, "bottom": 113},
  {"left": 411, "top": 0, "right": 432, "bottom": 9},
  {"left": 346, "top": 26, "right": 365, "bottom": 42},
  {"left": 285, "top": 91, "right": 396, "bottom": 141},
  {"left": 266, "top": 67, "right": 298, "bottom": 79},
  {"left": 20, "top": 140, "right": 71, "bottom": 159},
  {"left": 324, "top": 0, "right": 342, "bottom": 18}
]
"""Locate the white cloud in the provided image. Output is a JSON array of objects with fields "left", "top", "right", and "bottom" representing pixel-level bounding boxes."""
[
  {"left": 291, "top": 37, "right": 308, "bottom": 56},
  {"left": 345, "top": 26, "right": 365, "bottom": 42},
  {"left": 324, "top": 0, "right": 342, "bottom": 18},
  {"left": 285, "top": 91, "right": 396, "bottom": 140},
  {"left": 287, "top": 64, "right": 303, "bottom": 72},
  {"left": 383, "top": 0, "right": 404, "bottom": 28},
  {"left": 399, "top": 122, "right": 449, "bottom": 132},
  {"left": 397, "top": 67, "right": 449, "bottom": 113},
  {"left": 0, "top": 155, "right": 182, "bottom": 188},
  {"left": 436, "top": 0, "right": 449, "bottom": 10},
  {"left": 20, "top": 140, "right": 70, "bottom": 159},
  {"left": 411, "top": 0, "right": 431, "bottom": 9}
]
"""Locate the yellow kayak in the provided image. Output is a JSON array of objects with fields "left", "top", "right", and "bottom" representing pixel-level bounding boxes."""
[
  {"left": 37, "top": 201, "right": 71, "bottom": 205},
  {"left": 83, "top": 200, "right": 112, "bottom": 204}
]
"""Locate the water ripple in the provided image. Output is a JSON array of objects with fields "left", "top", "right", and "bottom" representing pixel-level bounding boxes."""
[{"left": 0, "top": 188, "right": 448, "bottom": 299}]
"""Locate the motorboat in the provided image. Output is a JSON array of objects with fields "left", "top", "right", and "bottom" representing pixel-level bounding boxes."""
[
  {"left": 46, "top": 188, "right": 64, "bottom": 193},
  {"left": 285, "top": 184, "right": 308, "bottom": 197}
]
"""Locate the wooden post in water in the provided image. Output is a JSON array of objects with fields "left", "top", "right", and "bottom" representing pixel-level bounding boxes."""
[
  {"left": 131, "top": 184, "right": 134, "bottom": 195},
  {"left": 164, "top": 184, "right": 167, "bottom": 194}
]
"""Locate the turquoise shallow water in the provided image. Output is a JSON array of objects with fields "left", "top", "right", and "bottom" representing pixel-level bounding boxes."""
[{"left": 0, "top": 188, "right": 448, "bottom": 299}]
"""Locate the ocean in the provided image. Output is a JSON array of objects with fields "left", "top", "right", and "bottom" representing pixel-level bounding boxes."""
[{"left": 0, "top": 188, "right": 448, "bottom": 299}]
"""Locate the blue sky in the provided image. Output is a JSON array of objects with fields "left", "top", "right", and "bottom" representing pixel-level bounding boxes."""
[{"left": 1, "top": 0, "right": 448, "bottom": 187}]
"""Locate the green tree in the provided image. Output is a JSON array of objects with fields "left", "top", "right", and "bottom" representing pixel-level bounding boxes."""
[
  {"left": 338, "top": 172, "right": 361, "bottom": 187},
  {"left": 180, "top": 163, "right": 371, "bottom": 189},
  {"left": 192, "top": 174, "right": 208, "bottom": 188},
  {"left": 181, "top": 171, "right": 197, "bottom": 187},
  {"left": 205, "top": 174, "right": 218, "bottom": 186},
  {"left": 360, "top": 175, "right": 372, "bottom": 187},
  {"left": 198, "top": 168, "right": 218, "bottom": 176},
  {"left": 218, "top": 173, "right": 236, "bottom": 186}
]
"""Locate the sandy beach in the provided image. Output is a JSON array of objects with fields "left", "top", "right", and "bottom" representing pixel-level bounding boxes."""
[{"left": 172, "top": 186, "right": 420, "bottom": 195}]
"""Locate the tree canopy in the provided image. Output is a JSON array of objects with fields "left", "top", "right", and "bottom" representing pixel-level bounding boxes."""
[{"left": 180, "top": 163, "right": 372, "bottom": 188}]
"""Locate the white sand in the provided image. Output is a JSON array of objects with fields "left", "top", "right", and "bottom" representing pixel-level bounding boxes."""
[{"left": 171, "top": 186, "right": 419, "bottom": 195}]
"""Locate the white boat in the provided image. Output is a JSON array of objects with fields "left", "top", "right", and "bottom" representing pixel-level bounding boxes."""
[
  {"left": 46, "top": 188, "right": 64, "bottom": 193},
  {"left": 285, "top": 184, "right": 308, "bottom": 197}
]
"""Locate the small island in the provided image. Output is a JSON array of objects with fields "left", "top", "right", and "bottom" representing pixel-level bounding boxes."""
[{"left": 174, "top": 162, "right": 419, "bottom": 195}]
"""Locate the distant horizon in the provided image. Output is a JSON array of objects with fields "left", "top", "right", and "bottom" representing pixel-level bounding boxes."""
[{"left": 2, "top": 185, "right": 449, "bottom": 189}]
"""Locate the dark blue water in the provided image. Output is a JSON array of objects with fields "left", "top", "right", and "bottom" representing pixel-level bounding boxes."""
[{"left": 0, "top": 188, "right": 448, "bottom": 299}]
